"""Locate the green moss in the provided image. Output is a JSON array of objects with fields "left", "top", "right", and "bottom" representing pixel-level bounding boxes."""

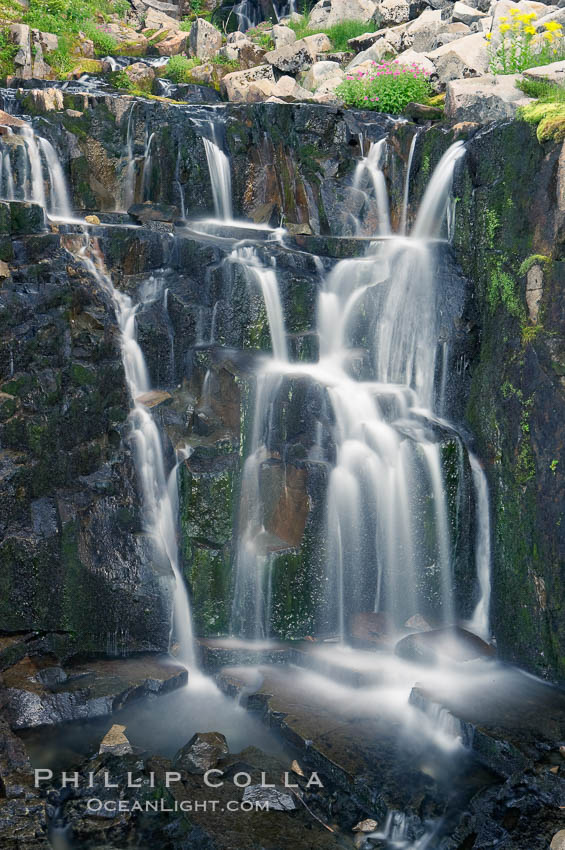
[{"left": 518, "top": 253, "right": 551, "bottom": 276}]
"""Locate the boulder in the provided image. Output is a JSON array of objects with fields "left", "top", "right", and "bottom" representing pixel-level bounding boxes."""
[
  {"left": 272, "top": 24, "right": 297, "bottom": 47},
  {"left": 31, "top": 44, "right": 50, "bottom": 79},
  {"left": 444, "top": 73, "right": 534, "bottom": 121},
  {"left": 242, "top": 785, "right": 296, "bottom": 811},
  {"left": 452, "top": 0, "right": 488, "bottom": 23},
  {"left": 523, "top": 59, "right": 565, "bottom": 83},
  {"left": 189, "top": 18, "right": 222, "bottom": 60},
  {"left": 99, "top": 724, "right": 133, "bottom": 756},
  {"left": 125, "top": 62, "right": 156, "bottom": 87},
  {"left": 27, "top": 87, "right": 64, "bottom": 112},
  {"left": 347, "top": 36, "right": 397, "bottom": 67},
  {"left": 425, "top": 32, "right": 489, "bottom": 86},
  {"left": 303, "top": 60, "right": 344, "bottom": 90},
  {"left": 303, "top": 32, "right": 333, "bottom": 54},
  {"left": 309, "top": 0, "right": 377, "bottom": 28},
  {"left": 313, "top": 76, "right": 346, "bottom": 102},
  {"left": 104, "top": 23, "right": 148, "bottom": 47},
  {"left": 220, "top": 36, "right": 254, "bottom": 60},
  {"left": 0, "top": 111, "right": 26, "bottom": 130},
  {"left": 272, "top": 75, "right": 314, "bottom": 100},
  {"left": 10, "top": 24, "right": 32, "bottom": 79},
  {"left": 31, "top": 29, "right": 58, "bottom": 54},
  {"left": 395, "top": 626, "right": 496, "bottom": 664},
  {"left": 377, "top": 0, "right": 411, "bottom": 25},
  {"left": 155, "top": 30, "right": 190, "bottom": 55},
  {"left": 404, "top": 8, "right": 445, "bottom": 50},
  {"left": 404, "top": 613, "right": 433, "bottom": 630},
  {"left": 348, "top": 30, "right": 382, "bottom": 51},
  {"left": 245, "top": 79, "right": 277, "bottom": 101},
  {"left": 394, "top": 48, "right": 437, "bottom": 75},
  {"left": 403, "top": 100, "right": 444, "bottom": 118},
  {"left": 220, "top": 64, "right": 276, "bottom": 101},
  {"left": 128, "top": 202, "right": 180, "bottom": 223},
  {"left": 144, "top": 7, "right": 180, "bottom": 29},
  {"left": 264, "top": 40, "right": 314, "bottom": 73},
  {"left": 551, "top": 831, "right": 565, "bottom": 850},
  {"left": 174, "top": 732, "right": 229, "bottom": 774}
]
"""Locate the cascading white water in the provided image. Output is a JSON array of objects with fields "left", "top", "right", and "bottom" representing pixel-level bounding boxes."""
[
  {"left": 468, "top": 453, "right": 492, "bottom": 639},
  {"left": 77, "top": 241, "right": 195, "bottom": 666},
  {"left": 353, "top": 137, "right": 391, "bottom": 235},
  {"left": 229, "top": 138, "right": 492, "bottom": 639},
  {"left": 202, "top": 122, "right": 233, "bottom": 221},
  {"left": 0, "top": 123, "right": 72, "bottom": 218}
]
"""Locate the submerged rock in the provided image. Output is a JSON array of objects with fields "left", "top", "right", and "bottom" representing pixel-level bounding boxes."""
[
  {"left": 242, "top": 785, "right": 296, "bottom": 810},
  {"left": 99, "top": 724, "right": 133, "bottom": 756},
  {"left": 395, "top": 627, "right": 496, "bottom": 664},
  {"left": 174, "top": 731, "right": 229, "bottom": 774}
]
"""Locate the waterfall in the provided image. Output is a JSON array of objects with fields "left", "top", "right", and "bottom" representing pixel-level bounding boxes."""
[
  {"left": 353, "top": 138, "right": 391, "bottom": 235},
  {"left": 468, "top": 454, "right": 492, "bottom": 639},
  {"left": 227, "top": 140, "right": 492, "bottom": 639},
  {"left": 0, "top": 123, "right": 72, "bottom": 219},
  {"left": 122, "top": 102, "right": 137, "bottom": 211},
  {"left": 401, "top": 129, "right": 421, "bottom": 235},
  {"left": 202, "top": 122, "right": 233, "bottom": 221},
  {"left": 78, "top": 242, "right": 196, "bottom": 666}
]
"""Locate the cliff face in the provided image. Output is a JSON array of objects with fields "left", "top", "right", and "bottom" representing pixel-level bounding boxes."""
[
  {"left": 449, "top": 121, "right": 565, "bottom": 682},
  {"left": 0, "top": 93, "right": 564, "bottom": 680}
]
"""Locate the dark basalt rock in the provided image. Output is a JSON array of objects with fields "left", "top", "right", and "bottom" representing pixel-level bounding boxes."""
[
  {"left": 1, "top": 655, "right": 187, "bottom": 729},
  {"left": 173, "top": 731, "right": 229, "bottom": 774}
]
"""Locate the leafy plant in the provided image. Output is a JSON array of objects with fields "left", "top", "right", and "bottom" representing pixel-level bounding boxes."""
[
  {"left": 0, "top": 26, "right": 18, "bottom": 77},
  {"left": 23, "top": 0, "right": 129, "bottom": 37},
  {"left": 165, "top": 54, "right": 201, "bottom": 82},
  {"left": 487, "top": 7, "right": 565, "bottom": 74},
  {"left": 337, "top": 61, "right": 432, "bottom": 114},
  {"left": 179, "top": 16, "right": 193, "bottom": 32},
  {"left": 517, "top": 79, "right": 565, "bottom": 141}
]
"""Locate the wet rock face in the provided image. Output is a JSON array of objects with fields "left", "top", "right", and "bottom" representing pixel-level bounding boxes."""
[
  {"left": 442, "top": 119, "right": 565, "bottom": 683},
  {"left": 0, "top": 209, "right": 172, "bottom": 659}
]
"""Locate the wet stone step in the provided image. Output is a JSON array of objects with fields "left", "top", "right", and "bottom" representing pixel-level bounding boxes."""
[{"left": 2, "top": 655, "right": 188, "bottom": 730}]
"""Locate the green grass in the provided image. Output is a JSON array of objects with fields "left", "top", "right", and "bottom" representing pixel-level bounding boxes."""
[
  {"left": 286, "top": 16, "right": 376, "bottom": 52},
  {"left": 23, "top": 0, "right": 129, "bottom": 38},
  {"left": 0, "top": 26, "right": 18, "bottom": 78},
  {"left": 82, "top": 22, "right": 118, "bottom": 55},
  {"left": 517, "top": 77, "right": 565, "bottom": 102}
]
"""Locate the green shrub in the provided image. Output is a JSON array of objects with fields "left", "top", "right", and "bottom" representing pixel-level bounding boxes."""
[
  {"left": 337, "top": 61, "right": 432, "bottom": 113},
  {"left": 286, "top": 16, "right": 376, "bottom": 51},
  {"left": 165, "top": 54, "right": 200, "bottom": 82},
  {"left": 23, "top": 0, "right": 128, "bottom": 37},
  {"left": 108, "top": 69, "right": 133, "bottom": 90},
  {"left": 82, "top": 22, "right": 118, "bottom": 55},
  {"left": 179, "top": 17, "right": 193, "bottom": 32},
  {"left": 45, "top": 35, "right": 76, "bottom": 74},
  {"left": 0, "top": 26, "right": 18, "bottom": 77}
]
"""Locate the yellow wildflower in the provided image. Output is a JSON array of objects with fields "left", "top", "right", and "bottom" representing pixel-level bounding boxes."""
[
  {"left": 485, "top": 31, "right": 492, "bottom": 40},
  {"left": 499, "top": 15, "right": 508, "bottom": 21},
  {"left": 543, "top": 30, "right": 554, "bottom": 40},
  {"left": 545, "top": 20, "right": 563, "bottom": 31},
  {"left": 509, "top": 7, "right": 520, "bottom": 13},
  {"left": 524, "top": 25, "right": 536, "bottom": 34},
  {"left": 500, "top": 22, "right": 511, "bottom": 31}
]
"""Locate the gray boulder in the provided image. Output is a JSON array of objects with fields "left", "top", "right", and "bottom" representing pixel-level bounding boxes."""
[
  {"left": 425, "top": 32, "right": 489, "bottom": 86},
  {"left": 309, "top": 0, "right": 377, "bottom": 27},
  {"left": 174, "top": 732, "right": 229, "bottom": 774},
  {"left": 264, "top": 39, "right": 315, "bottom": 73},
  {"left": 444, "top": 73, "right": 534, "bottom": 121},
  {"left": 452, "top": 0, "right": 488, "bottom": 23},
  {"left": 189, "top": 17, "right": 222, "bottom": 61},
  {"left": 220, "top": 65, "right": 276, "bottom": 101}
]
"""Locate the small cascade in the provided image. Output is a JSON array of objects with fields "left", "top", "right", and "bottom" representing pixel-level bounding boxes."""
[
  {"left": 229, "top": 246, "right": 289, "bottom": 636},
  {"left": 401, "top": 128, "right": 422, "bottom": 234},
  {"left": 77, "top": 240, "right": 196, "bottom": 667},
  {"left": 141, "top": 130, "right": 155, "bottom": 202},
  {"left": 468, "top": 453, "right": 492, "bottom": 638},
  {"left": 202, "top": 121, "right": 233, "bottom": 221},
  {"left": 0, "top": 122, "right": 72, "bottom": 218},
  {"left": 353, "top": 137, "right": 391, "bottom": 235},
  {"left": 122, "top": 102, "right": 137, "bottom": 211}
]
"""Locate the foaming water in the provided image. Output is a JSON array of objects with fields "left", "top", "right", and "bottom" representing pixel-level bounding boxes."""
[{"left": 226, "top": 139, "right": 491, "bottom": 639}]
